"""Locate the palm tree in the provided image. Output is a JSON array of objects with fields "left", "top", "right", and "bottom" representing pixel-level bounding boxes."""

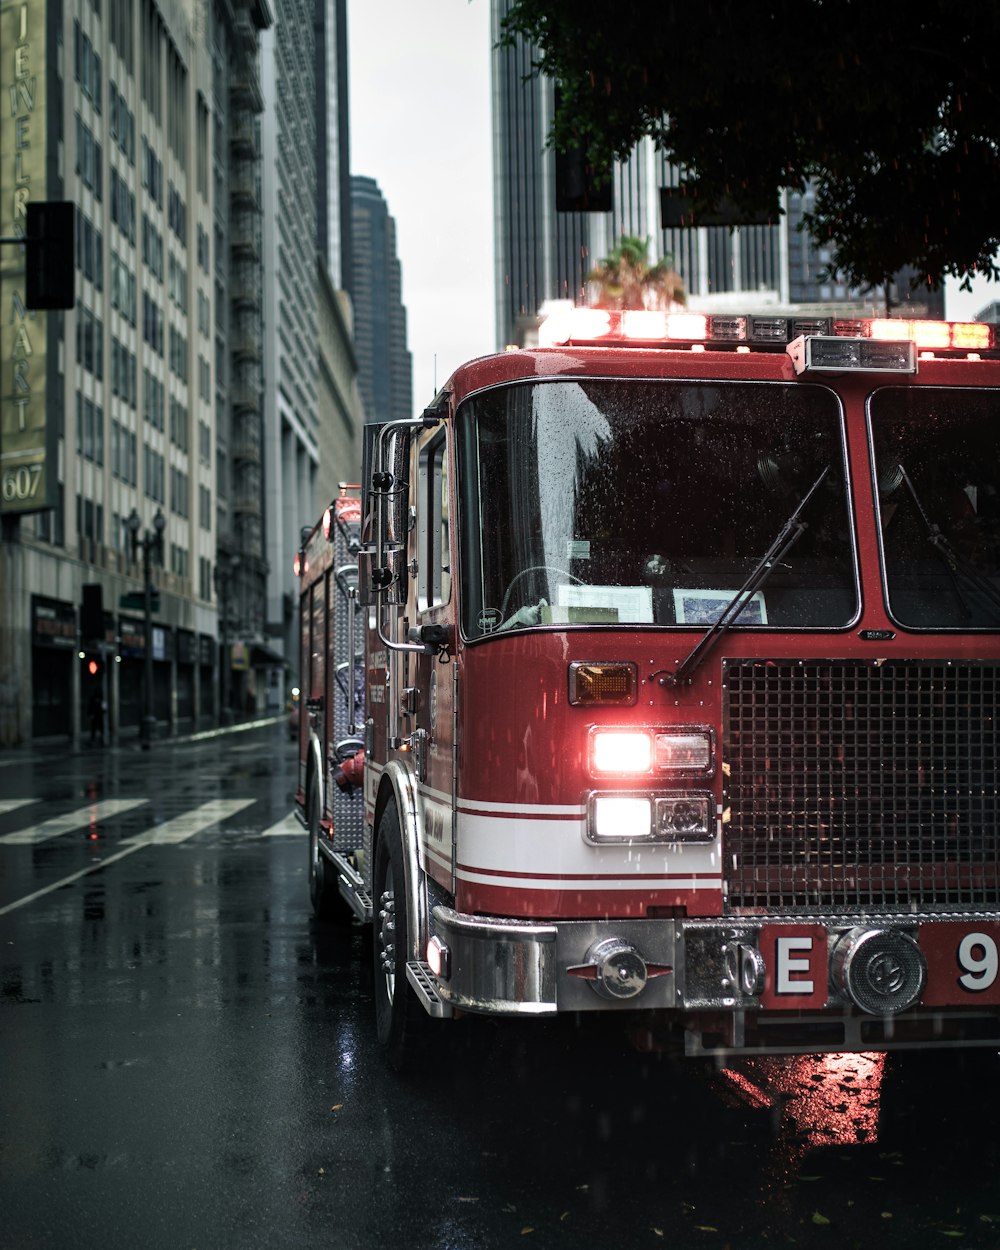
[{"left": 586, "top": 235, "right": 686, "bottom": 309}]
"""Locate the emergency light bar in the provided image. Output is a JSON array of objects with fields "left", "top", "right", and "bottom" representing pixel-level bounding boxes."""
[{"left": 537, "top": 305, "right": 997, "bottom": 358}]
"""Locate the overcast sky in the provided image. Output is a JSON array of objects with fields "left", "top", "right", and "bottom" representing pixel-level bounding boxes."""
[{"left": 347, "top": 0, "right": 495, "bottom": 414}]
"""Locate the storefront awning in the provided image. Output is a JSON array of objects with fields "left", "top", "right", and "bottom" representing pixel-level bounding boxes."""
[{"left": 251, "top": 643, "right": 288, "bottom": 668}]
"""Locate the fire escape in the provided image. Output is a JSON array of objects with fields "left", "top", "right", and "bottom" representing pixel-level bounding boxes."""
[{"left": 227, "top": 0, "right": 270, "bottom": 641}]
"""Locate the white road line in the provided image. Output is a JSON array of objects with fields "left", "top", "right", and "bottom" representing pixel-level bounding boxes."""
[
  {"left": 0, "top": 798, "right": 149, "bottom": 846},
  {"left": 262, "top": 812, "right": 301, "bottom": 838},
  {"left": 0, "top": 798, "right": 257, "bottom": 916},
  {"left": 0, "top": 799, "right": 38, "bottom": 815},
  {"left": 122, "top": 798, "right": 256, "bottom": 846}
]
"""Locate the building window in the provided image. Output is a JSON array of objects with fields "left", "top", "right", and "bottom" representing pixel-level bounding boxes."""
[
  {"left": 169, "top": 466, "right": 189, "bottom": 518},
  {"left": 144, "top": 445, "right": 165, "bottom": 503}
]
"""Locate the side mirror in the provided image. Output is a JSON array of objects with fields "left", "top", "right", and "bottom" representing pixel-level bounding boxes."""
[
  {"left": 385, "top": 427, "right": 411, "bottom": 549},
  {"left": 361, "top": 425, "right": 411, "bottom": 608},
  {"left": 358, "top": 546, "right": 408, "bottom": 608}
]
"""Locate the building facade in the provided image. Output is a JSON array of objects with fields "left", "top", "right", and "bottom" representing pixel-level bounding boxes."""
[{"left": 0, "top": 0, "right": 272, "bottom": 746}]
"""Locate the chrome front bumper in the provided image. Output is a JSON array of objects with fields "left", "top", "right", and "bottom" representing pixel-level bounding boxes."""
[
  {"left": 428, "top": 906, "right": 1000, "bottom": 1021},
  {"left": 431, "top": 905, "right": 678, "bottom": 1015}
]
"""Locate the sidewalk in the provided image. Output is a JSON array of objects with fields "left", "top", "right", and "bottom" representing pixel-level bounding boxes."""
[{"left": 0, "top": 714, "right": 287, "bottom": 768}]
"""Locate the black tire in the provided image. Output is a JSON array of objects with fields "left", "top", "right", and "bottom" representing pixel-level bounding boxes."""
[
  {"left": 373, "top": 802, "right": 433, "bottom": 1071},
  {"left": 308, "top": 773, "right": 351, "bottom": 925}
]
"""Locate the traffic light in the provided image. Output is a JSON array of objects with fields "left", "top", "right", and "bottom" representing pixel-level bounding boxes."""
[
  {"left": 81, "top": 583, "right": 104, "bottom": 641},
  {"left": 25, "top": 201, "right": 76, "bottom": 311},
  {"left": 80, "top": 652, "right": 101, "bottom": 678}
]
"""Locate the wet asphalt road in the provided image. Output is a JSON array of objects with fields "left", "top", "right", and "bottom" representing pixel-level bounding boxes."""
[{"left": 2, "top": 723, "right": 1000, "bottom": 1250}]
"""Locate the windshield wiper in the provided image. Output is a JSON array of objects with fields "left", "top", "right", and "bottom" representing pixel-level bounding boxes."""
[
  {"left": 897, "top": 465, "right": 1000, "bottom": 622},
  {"left": 661, "top": 466, "right": 830, "bottom": 688}
]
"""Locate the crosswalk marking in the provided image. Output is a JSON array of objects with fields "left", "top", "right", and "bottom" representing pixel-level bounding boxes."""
[
  {"left": 0, "top": 797, "right": 258, "bottom": 916},
  {"left": 122, "top": 798, "right": 256, "bottom": 846},
  {"left": 0, "top": 798, "right": 38, "bottom": 815},
  {"left": 262, "top": 812, "right": 301, "bottom": 838},
  {"left": 0, "top": 798, "right": 148, "bottom": 846}
]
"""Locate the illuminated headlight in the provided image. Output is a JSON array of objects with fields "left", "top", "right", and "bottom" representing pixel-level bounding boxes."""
[
  {"left": 654, "top": 729, "right": 713, "bottom": 774},
  {"left": 592, "top": 731, "right": 652, "bottom": 775},
  {"left": 654, "top": 794, "right": 714, "bottom": 841},
  {"left": 587, "top": 792, "right": 715, "bottom": 844},
  {"left": 589, "top": 795, "right": 653, "bottom": 842}
]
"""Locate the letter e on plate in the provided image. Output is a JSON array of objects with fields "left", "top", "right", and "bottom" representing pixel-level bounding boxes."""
[{"left": 759, "top": 925, "right": 828, "bottom": 1008}]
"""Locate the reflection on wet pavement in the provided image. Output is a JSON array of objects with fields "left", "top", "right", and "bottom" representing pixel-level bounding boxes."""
[{"left": 722, "top": 1051, "right": 885, "bottom": 1155}]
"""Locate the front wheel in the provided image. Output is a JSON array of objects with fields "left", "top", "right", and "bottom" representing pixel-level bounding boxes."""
[{"left": 373, "top": 803, "right": 433, "bottom": 1070}]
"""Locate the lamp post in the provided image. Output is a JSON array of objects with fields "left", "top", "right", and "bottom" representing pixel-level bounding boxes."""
[
  {"left": 127, "top": 506, "right": 165, "bottom": 749},
  {"left": 214, "top": 553, "right": 240, "bottom": 726}
]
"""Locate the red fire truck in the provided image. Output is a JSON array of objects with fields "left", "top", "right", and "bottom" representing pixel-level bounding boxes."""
[{"left": 295, "top": 307, "right": 1000, "bottom": 1069}]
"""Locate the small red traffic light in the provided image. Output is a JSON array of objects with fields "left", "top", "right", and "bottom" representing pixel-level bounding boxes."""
[{"left": 87, "top": 659, "right": 99, "bottom": 676}]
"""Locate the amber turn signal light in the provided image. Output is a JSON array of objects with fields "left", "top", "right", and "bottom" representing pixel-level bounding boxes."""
[{"left": 568, "top": 662, "right": 637, "bottom": 706}]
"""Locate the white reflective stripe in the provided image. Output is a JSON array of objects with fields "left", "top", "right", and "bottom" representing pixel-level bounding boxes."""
[
  {"left": 422, "top": 840, "right": 453, "bottom": 875},
  {"left": 458, "top": 810, "right": 721, "bottom": 877},
  {"left": 0, "top": 798, "right": 148, "bottom": 845},
  {"left": 121, "top": 799, "right": 255, "bottom": 846},
  {"left": 417, "top": 781, "right": 452, "bottom": 807},
  {"left": 455, "top": 867, "right": 720, "bottom": 892}
]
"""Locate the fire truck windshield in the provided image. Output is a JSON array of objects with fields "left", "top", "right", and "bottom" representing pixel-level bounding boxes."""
[
  {"left": 457, "top": 379, "right": 857, "bottom": 639},
  {"left": 871, "top": 387, "right": 1000, "bottom": 629}
]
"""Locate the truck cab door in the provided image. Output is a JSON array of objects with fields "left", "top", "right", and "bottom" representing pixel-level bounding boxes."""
[{"left": 409, "top": 426, "right": 457, "bottom": 889}]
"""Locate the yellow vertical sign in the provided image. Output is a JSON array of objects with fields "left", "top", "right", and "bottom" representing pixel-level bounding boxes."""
[{"left": 1, "top": 0, "right": 50, "bottom": 515}]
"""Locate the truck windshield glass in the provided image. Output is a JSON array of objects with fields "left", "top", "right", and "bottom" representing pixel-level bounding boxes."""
[
  {"left": 457, "top": 379, "right": 856, "bottom": 640},
  {"left": 871, "top": 387, "right": 1000, "bottom": 629}
]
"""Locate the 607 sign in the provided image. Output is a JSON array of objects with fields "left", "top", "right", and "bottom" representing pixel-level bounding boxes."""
[{"left": 2, "top": 463, "right": 44, "bottom": 506}]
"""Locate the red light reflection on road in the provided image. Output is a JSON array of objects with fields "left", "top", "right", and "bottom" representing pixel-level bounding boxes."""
[{"left": 722, "top": 1051, "right": 886, "bottom": 1151}]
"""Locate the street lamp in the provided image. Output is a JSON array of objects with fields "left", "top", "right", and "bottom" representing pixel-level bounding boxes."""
[
  {"left": 127, "top": 505, "right": 166, "bottom": 749},
  {"left": 213, "top": 553, "right": 240, "bottom": 726}
]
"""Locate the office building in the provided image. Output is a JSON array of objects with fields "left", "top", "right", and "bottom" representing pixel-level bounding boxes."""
[
  {"left": 350, "top": 176, "right": 412, "bottom": 423},
  {"left": 260, "top": 0, "right": 363, "bottom": 682},
  {"left": 0, "top": 0, "right": 273, "bottom": 745}
]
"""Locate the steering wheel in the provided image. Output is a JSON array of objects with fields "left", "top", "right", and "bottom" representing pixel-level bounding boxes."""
[{"left": 500, "top": 565, "right": 587, "bottom": 618}]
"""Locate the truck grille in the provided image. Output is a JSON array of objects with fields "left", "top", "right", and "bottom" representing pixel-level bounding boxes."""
[{"left": 723, "top": 661, "right": 1000, "bottom": 913}]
